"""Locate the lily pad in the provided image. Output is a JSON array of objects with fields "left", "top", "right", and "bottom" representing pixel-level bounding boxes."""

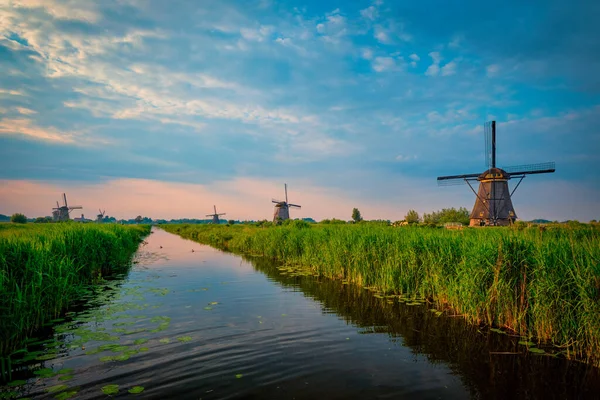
[
  {"left": 55, "top": 391, "right": 78, "bottom": 400},
  {"left": 528, "top": 347, "right": 546, "bottom": 354},
  {"left": 46, "top": 384, "right": 69, "bottom": 393},
  {"left": 235, "top": 374, "right": 243, "bottom": 379},
  {"left": 36, "top": 353, "right": 58, "bottom": 361},
  {"left": 115, "top": 354, "right": 131, "bottom": 361},
  {"left": 7, "top": 380, "right": 27, "bottom": 387},
  {"left": 177, "top": 336, "right": 192, "bottom": 343},
  {"left": 159, "top": 338, "right": 170, "bottom": 344},
  {"left": 518, "top": 341, "right": 536, "bottom": 346},
  {"left": 101, "top": 384, "right": 119, "bottom": 395},
  {"left": 490, "top": 328, "right": 507, "bottom": 335},
  {"left": 34, "top": 368, "right": 57, "bottom": 378},
  {"left": 208, "top": 301, "right": 219, "bottom": 305},
  {"left": 57, "top": 368, "right": 74, "bottom": 375},
  {"left": 133, "top": 338, "right": 148, "bottom": 345},
  {"left": 58, "top": 375, "right": 74, "bottom": 381},
  {"left": 128, "top": 386, "right": 145, "bottom": 394},
  {"left": 203, "top": 306, "right": 213, "bottom": 310}
]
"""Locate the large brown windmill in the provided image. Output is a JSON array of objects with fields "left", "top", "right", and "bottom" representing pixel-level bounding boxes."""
[
  {"left": 272, "top": 183, "right": 301, "bottom": 222},
  {"left": 51, "top": 193, "right": 83, "bottom": 222},
  {"left": 437, "top": 121, "right": 556, "bottom": 226},
  {"left": 206, "top": 205, "right": 226, "bottom": 224}
]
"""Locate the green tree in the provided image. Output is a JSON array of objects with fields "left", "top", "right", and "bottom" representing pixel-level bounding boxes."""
[
  {"left": 351, "top": 208, "right": 363, "bottom": 223},
  {"left": 228, "top": 219, "right": 235, "bottom": 225},
  {"left": 423, "top": 207, "right": 470, "bottom": 226},
  {"left": 11, "top": 213, "right": 27, "bottom": 224},
  {"left": 134, "top": 215, "right": 143, "bottom": 224},
  {"left": 405, "top": 209, "right": 420, "bottom": 224}
]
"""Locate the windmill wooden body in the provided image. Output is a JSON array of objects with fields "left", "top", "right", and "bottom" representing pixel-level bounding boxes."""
[
  {"left": 206, "top": 205, "right": 226, "bottom": 224},
  {"left": 51, "top": 193, "right": 83, "bottom": 222},
  {"left": 97, "top": 209, "right": 106, "bottom": 223},
  {"left": 272, "top": 183, "right": 301, "bottom": 222},
  {"left": 437, "top": 121, "right": 556, "bottom": 226}
]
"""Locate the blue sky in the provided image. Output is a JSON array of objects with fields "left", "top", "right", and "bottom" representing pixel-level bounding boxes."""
[{"left": 0, "top": 0, "right": 598, "bottom": 221}]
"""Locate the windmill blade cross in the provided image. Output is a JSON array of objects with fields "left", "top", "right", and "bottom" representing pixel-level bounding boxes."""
[
  {"left": 288, "top": 204, "right": 301, "bottom": 208},
  {"left": 272, "top": 199, "right": 283, "bottom": 204}
]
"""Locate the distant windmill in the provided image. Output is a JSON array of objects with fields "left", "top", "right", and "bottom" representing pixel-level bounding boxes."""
[
  {"left": 51, "top": 193, "right": 83, "bottom": 222},
  {"left": 97, "top": 209, "right": 106, "bottom": 223},
  {"left": 437, "top": 121, "right": 556, "bottom": 226},
  {"left": 272, "top": 183, "right": 301, "bottom": 222},
  {"left": 206, "top": 205, "right": 226, "bottom": 224}
]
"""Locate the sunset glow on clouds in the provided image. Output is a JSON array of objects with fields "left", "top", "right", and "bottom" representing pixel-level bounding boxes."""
[{"left": 0, "top": 0, "right": 598, "bottom": 221}]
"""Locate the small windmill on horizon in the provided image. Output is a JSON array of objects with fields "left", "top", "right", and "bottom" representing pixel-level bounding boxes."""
[
  {"left": 97, "top": 209, "right": 106, "bottom": 223},
  {"left": 272, "top": 183, "right": 301, "bottom": 223},
  {"left": 437, "top": 121, "right": 556, "bottom": 226},
  {"left": 206, "top": 205, "right": 226, "bottom": 224},
  {"left": 51, "top": 193, "right": 82, "bottom": 222}
]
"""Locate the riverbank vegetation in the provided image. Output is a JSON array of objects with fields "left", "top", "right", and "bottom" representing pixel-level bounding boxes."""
[
  {"left": 163, "top": 222, "right": 600, "bottom": 367},
  {"left": 0, "top": 223, "right": 150, "bottom": 361}
]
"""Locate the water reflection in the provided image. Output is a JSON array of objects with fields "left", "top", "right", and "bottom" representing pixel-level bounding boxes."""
[{"left": 246, "top": 255, "right": 600, "bottom": 399}]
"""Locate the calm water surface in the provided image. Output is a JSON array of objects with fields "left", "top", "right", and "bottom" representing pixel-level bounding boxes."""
[{"left": 4, "top": 228, "right": 600, "bottom": 399}]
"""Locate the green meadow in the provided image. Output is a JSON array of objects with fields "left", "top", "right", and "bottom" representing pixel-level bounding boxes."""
[
  {"left": 163, "top": 222, "right": 600, "bottom": 367},
  {"left": 0, "top": 223, "right": 149, "bottom": 359}
]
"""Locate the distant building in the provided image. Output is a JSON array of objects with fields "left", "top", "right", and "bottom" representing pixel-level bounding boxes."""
[{"left": 73, "top": 214, "right": 93, "bottom": 223}]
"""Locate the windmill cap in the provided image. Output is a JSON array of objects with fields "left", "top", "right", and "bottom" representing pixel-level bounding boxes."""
[{"left": 478, "top": 168, "right": 510, "bottom": 180}]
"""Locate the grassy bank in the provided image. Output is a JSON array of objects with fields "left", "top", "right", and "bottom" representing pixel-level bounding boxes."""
[
  {"left": 0, "top": 223, "right": 149, "bottom": 360},
  {"left": 163, "top": 223, "right": 600, "bottom": 367}
]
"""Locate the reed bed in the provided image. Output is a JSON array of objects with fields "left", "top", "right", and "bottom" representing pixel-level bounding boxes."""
[
  {"left": 163, "top": 222, "right": 600, "bottom": 367},
  {"left": 0, "top": 223, "right": 149, "bottom": 358}
]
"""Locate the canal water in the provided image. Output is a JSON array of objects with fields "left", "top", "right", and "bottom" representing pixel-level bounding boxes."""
[{"left": 3, "top": 228, "right": 599, "bottom": 399}]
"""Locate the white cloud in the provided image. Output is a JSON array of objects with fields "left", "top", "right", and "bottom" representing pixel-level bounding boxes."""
[
  {"left": 316, "top": 9, "right": 347, "bottom": 43},
  {"left": 10, "top": 0, "right": 101, "bottom": 22},
  {"left": 0, "top": 118, "right": 75, "bottom": 143},
  {"left": 0, "top": 89, "right": 25, "bottom": 96},
  {"left": 486, "top": 64, "right": 500, "bottom": 77},
  {"left": 374, "top": 26, "right": 389, "bottom": 43},
  {"left": 441, "top": 60, "right": 457, "bottom": 76},
  {"left": 361, "top": 48, "right": 374, "bottom": 60},
  {"left": 409, "top": 53, "right": 419, "bottom": 67},
  {"left": 395, "top": 154, "right": 417, "bottom": 162},
  {"left": 448, "top": 35, "right": 463, "bottom": 48},
  {"left": 15, "top": 107, "right": 37, "bottom": 114},
  {"left": 372, "top": 57, "right": 396, "bottom": 72},
  {"left": 360, "top": 6, "right": 378, "bottom": 21},
  {"left": 240, "top": 25, "right": 274, "bottom": 42},
  {"left": 425, "top": 65, "right": 440, "bottom": 76},
  {"left": 425, "top": 52, "right": 442, "bottom": 76}
]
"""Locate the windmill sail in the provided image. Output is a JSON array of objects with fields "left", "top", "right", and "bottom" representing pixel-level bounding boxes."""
[{"left": 500, "top": 162, "right": 555, "bottom": 176}]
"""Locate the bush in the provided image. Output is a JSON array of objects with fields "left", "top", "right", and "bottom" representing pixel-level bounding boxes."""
[{"left": 10, "top": 213, "right": 27, "bottom": 224}]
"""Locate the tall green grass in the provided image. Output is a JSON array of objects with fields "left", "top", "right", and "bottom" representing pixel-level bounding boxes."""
[
  {"left": 163, "top": 223, "right": 600, "bottom": 367},
  {"left": 0, "top": 223, "right": 149, "bottom": 358}
]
